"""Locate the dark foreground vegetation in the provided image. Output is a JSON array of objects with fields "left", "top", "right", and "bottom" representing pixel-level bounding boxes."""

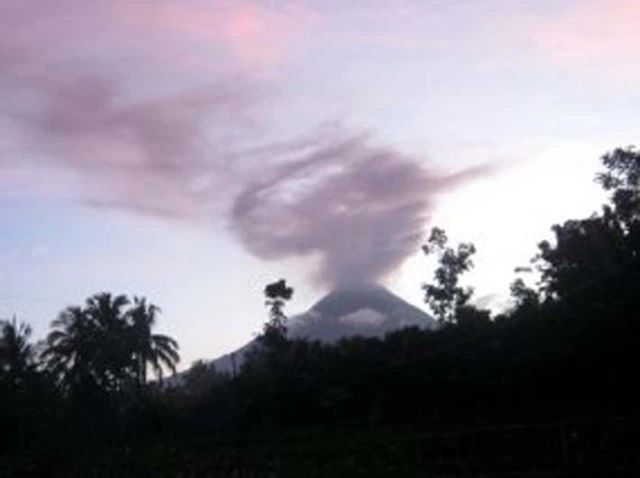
[{"left": 2, "top": 147, "right": 640, "bottom": 476}]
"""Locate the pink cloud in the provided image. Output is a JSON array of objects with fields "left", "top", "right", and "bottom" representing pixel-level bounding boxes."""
[
  {"left": 535, "top": 0, "right": 640, "bottom": 68},
  {"left": 124, "top": 1, "right": 318, "bottom": 68}
]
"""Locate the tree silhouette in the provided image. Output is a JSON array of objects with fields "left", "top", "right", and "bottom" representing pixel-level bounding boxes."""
[
  {"left": 262, "top": 279, "right": 294, "bottom": 343},
  {"left": 597, "top": 146, "right": 640, "bottom": 223},
  {"left": 535, "top": 147, "right": 640, "bottom": 304},
  {"left": 0, "top": 317, "right": 34, "bottom": 388},
  {"left": 84, "top": 293, "right": 132, "bottom": 392},
  {"left": 42, "top": 293, "right": 179, "bottom": 394},
  {"left": 41, "top": 305, "right": 97, "bottom": 392},
  {"left": 509, "top": 278, "right": 539, "bottom": 310},
  {"left": 422, "top": 227, "right": 476, "bottom": 323},
  {"left": 127, "top": 297, "right": 180, "bottom": 385}
]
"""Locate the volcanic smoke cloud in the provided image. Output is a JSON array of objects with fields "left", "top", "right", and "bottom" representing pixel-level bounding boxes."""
[
  {"left": 231, "top": 133, "right": 488, "bottom": 286},
  {"left": 0, "top": 0, "right": 490, "bottom": 288}
]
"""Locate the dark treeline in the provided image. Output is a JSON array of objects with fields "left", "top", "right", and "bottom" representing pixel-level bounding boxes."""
[{"left": 2, "top": 147, "right": 640, "bottom": 475}]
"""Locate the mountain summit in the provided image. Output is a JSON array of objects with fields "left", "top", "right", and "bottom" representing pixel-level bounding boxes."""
[{"left": 288, "top": 284, "right": 437, "bottom": 342}]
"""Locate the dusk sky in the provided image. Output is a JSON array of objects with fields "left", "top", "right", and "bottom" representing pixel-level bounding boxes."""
[{"left": 2, "top": 0, "right": 639, "bottom": 367}]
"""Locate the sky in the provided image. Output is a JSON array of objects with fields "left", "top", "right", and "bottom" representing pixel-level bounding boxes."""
[{"left": 1, "top": 0, "right": 639, "bottom": 367}]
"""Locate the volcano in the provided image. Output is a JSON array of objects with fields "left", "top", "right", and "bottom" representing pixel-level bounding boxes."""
[
  {"left": 179, "top": 284, "right": 437, "bottom": 380},
  {"left": 288, "top": 283, "right": 437, "bottom": 342}
]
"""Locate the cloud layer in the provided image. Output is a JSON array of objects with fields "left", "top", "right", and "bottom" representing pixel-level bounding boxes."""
[{"left": 1, "top": 0, "right": 272, "bottom": 218}]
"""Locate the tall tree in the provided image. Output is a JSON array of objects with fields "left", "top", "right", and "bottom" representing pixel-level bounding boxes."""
[
  {"left": 597, "top": 146, "right": 640, "bottom": 224},
  {"left": 127, "top": 297, "right": 180, "bottom": 385},
  {"left": 0, "top": 317, "right": 33, "bottom": 387},
  {"left": 83, "top": 293, "right": 131, "bottom": 392},
  {"left": 422, "top": 227, "right": 476, "bottom": 323},
  {"left": 263, "top": 279, "right": 294, "bottom": 341},
  {"left": 42, "top": 305, "right": 102, "bottom": 392},
  {"left": 535, "top": 146, "right": 640, "bottom": 304}
]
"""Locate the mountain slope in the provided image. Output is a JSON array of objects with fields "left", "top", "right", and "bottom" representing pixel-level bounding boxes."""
[
  {"left": 171, "top": 284, "right": 437, "bottom": 383},
  {"left": 288, "top": 284, "right": 437, "bottom": 342}
]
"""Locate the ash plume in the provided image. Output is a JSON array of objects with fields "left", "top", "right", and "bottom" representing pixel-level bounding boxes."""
[{"left": 231, "top": 132, "right": 489, "bottom": 287}]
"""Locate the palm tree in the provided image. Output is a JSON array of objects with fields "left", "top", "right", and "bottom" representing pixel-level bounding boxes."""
[
  {"left": 127, "top": 297, "right": 180, "bottom": 385},
  {"left": 83, "top": 292, "right": 131, "bottom": 390},
  {"left": 42, "top": 293, "right": 132, "bottom": 393},
  {"left": 42, "top": 293, "right": 179, "bottom": 392},
  {"left": 41, "top": 306, "right": 97, "bottom": 391},
  {"left": 84, "top": 292, "right": 130, "bottom": 330},
  {"left": 0, "top": 317, "right": 33, "bottom": 383}
]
